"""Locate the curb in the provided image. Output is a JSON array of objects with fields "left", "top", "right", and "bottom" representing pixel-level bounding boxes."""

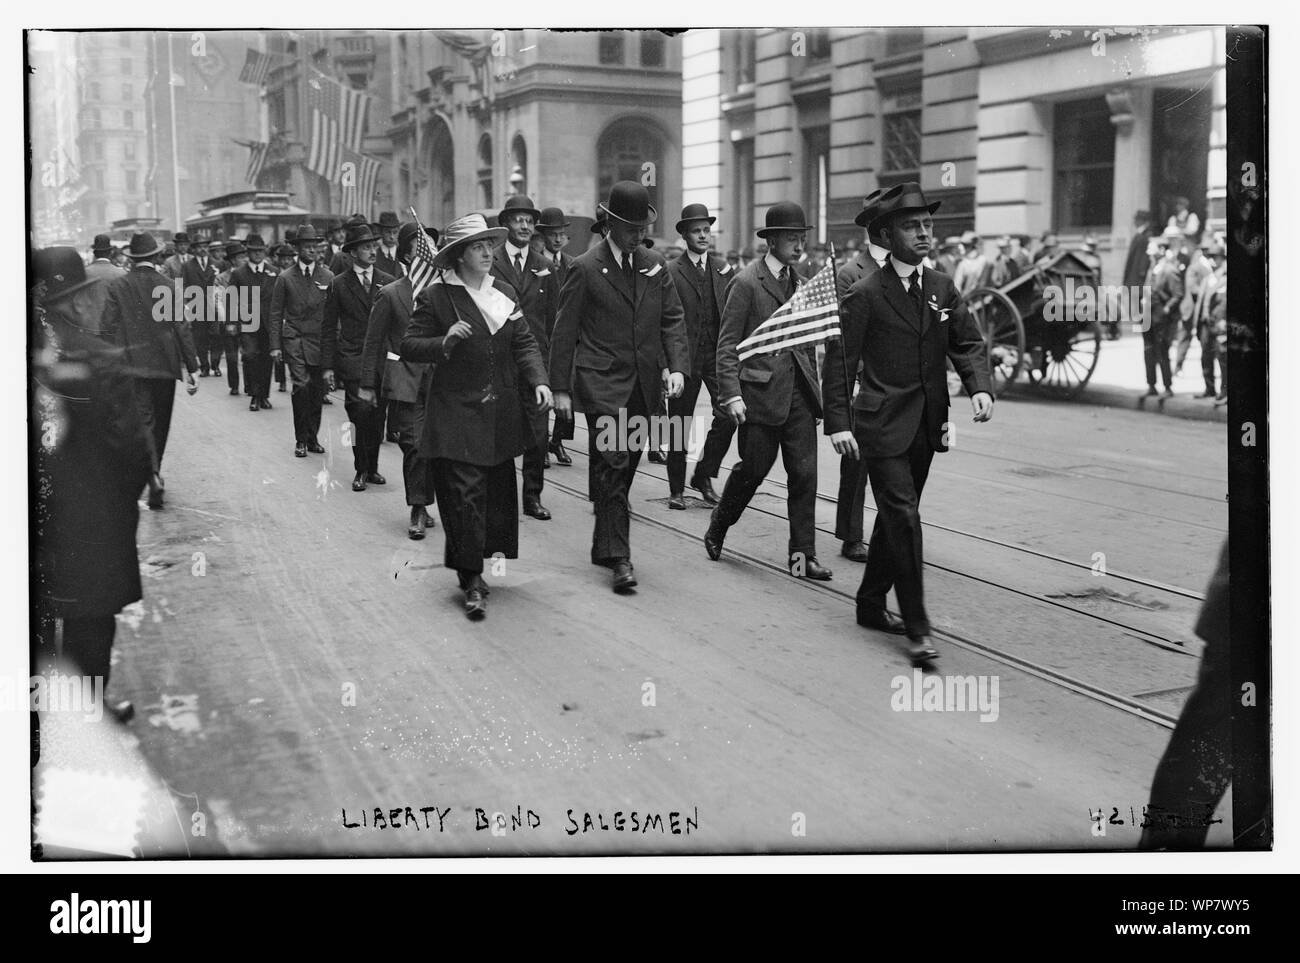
[{"left": 1002, "top": 382, "right": 1228, "bottom": 423}]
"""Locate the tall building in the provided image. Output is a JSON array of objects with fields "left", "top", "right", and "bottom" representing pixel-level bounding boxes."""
[
  {"left": 27, "top": 31, "right": 84, "bottom": 247},
  {"left": 683, "top": 27, "right": 1226, "bottom": 277}
]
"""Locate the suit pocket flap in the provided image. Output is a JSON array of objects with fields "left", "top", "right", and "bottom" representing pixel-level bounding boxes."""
[
  {"left": 739, "top": 367, "right": 773, "bottom": 384},
  {"left": 575, "top": 351, "right": 614, "bottom": 372},
  {"left": 855, "top": 389, "right": 886, "bottom": 411}
]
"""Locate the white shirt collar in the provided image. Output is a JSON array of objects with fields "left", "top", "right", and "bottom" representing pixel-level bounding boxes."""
[
  {"left": 606, "top": 237, "right": 628, "bottom": 264},
  {"left": 691, "top": 250, "right": 709, "bottom": 270},
  {"left": 299, "top": 259, "right": 314, "bottom": 275},
  {"left": 867, "top": 242, "right": 891, "bottom": 265},
  {"left": 891, "top": 256, "right": 923, "bottom": 281},
  {"left": 354, "top": 263, "right": 372, "bottom": 278},
  {"left": 764, "top": 252, "right": 789, "bottom": 279},
  {"left": 505, "top": 241, "right": 528, "bottom": 262}
]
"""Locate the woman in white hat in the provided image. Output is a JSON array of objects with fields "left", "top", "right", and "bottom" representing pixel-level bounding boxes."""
[{"left": 400, "top": 214, "right": 553, "bottom": 619}]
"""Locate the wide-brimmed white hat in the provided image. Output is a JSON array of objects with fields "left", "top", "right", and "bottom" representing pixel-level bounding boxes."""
[{"left": 433, "top": 214, "right": 508, "bottom": 270}]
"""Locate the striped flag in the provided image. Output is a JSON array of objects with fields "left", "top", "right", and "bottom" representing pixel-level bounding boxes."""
[
  {"left": 238, "top": 48, "right": 289, "bottom": 86},
  {"left": 240, "top": 140, "right": 270, "bottom": 187},
  {"left": 339, "top": 147, "right": 381, "bottom": 220},
  {"left": 407, "top": 210, "right": 438, "bottom": 299},
  {"left": 736, "top": 261, "right": 842, "bottom": 362},
  {"left": 305, "top": 70, "right": 371, "bottom": 181},
  {"left": 437, "top": 31, "right": 492, "bottom": 63}
]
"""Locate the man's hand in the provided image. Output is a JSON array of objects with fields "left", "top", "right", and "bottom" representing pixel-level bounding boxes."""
[
  {"left": 358, "top": 387, "right": 376, "bottom": 405},
  {"left": 535, "top": 385, "right": 553, "bottom": 411},
  {"left": 323, "top": 369, "right": 335, "bottom": 392},
  {"left": 185, "top": 372, "right": 198, "bottom": 396},
  {"left": 443, "top": 320, "right": 472, "bottom": 355},
  {"left": 725, "top": 398, "right": 746, "bottom": 425},
  {"left": 553, "top": 390, "right": 572, "bottom": 420},
  {"left": 270, "top": 349, "right": 282, "bottom": 360},
  {"left": 665, "top": 371, "right": 685, "bottom": 399},
  {"left": 830, "top": 430, "right": 858, "bottom": 458},
  {"left": 971, "top": 391, "right": 994, "bottom": 422}
]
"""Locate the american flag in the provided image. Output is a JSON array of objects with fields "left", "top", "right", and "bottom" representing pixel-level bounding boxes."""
[
  {"left": 238, "top": 48, "right": 289, "bottom": 86},
  {"left": 737, "top": 261, "right": 842, "bottom": 361},
  {"left": 305, "top": 70, "right": 371, "bottom": 180},
  {"left": 339, "top": 147, "right": 381, "bottom": 221},
  {"left": 240, "top": 140, "right": 270, "bottom": 187},
  {"left": 437, "top": 31, "right": 492, "bottom": 63},
  {"left": 406, "top": 209, "right": 438, "bottom": 299}
]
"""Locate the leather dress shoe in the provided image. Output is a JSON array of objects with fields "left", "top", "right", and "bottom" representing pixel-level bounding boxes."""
[
  {"left": 306, "top": 441, "right": 326, "bottom": 454},
  {"left": 259, "top": 398, "right": 272, "bottom": 409},
  {"left": 523, "top": 499, "right": 552, "bottom": 520},
  {"left": 249, "top": 398, "right": 260, "bottom": 411},
  {"left": 908, "top": 635, "right": 940, "bottom": 666},
  {"left": 278, "top": 384, "right": 286, "bottom": 392},
  {"left": 408, "top": 506, "right": 426, "bottom": 540},
  {"left": 294, "top": 442, "right": 308, "bottom": 458},
  {"left": 857, "top": 607, "right": 908, "bottom": 635},
  {"left": 212, "top": 367, "right": 221, "bottom": 378},
  {"left": 422, "top": 508, "right": 436, "bottom": 529},
  {"left": 229, "top": 387, "right": 240, "bottom": 396},
  {"left": 199, "top": 369, "right": 210, "bottom": 377},
  {"left": 366, "top": 472, "right": 386, "bottom": 485},
  {"left": 647, "top": 450, "right": 667, "bottom": 464},
  {"left": 667, "top": 492, "right": 686, "bottom": 510},
  {"left": 690, "top": 472, "right": 719, "bottom": 505},
  {"left": 612, "top": 560, "right": 637, "bottom": 592},
  {"left": 792, "top": 556, "right": 833, "bottom": 580},
  {"left": 464, "top": 586, "right": 487, "bottom": 620},
  {"left": 352, "top": 472, "right": 367, "bottom": 492},
  {"left": 841, "top": 540, "right": 869, "bottom": 562},
  {"left": 542, "top": 451, "right": 551, "bottom": 469},
  {"left": 549, "top": 442, "right": 572, "bottom": 466},
  {"left": 146, "top": 473, "right": 165, "bottom": 510},
  {"left": 704, "top": 514, "right": 727, "bottom": 561}
]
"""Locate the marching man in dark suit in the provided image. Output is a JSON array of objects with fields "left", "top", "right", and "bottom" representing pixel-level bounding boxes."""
[
  {"left": 705, "top": 202, "right": 832, "bottom": 581},
  {"left": 492, "top": 194, "right": 556, "bottom": 519},
  {"left": 823, "top": 182, "right": 994, "bottom": 665},
  {"left": 182, "top": 237, "right": 220, "bottom": 378},
  {"left": 230, "top": 234, "right": 277, "bottom": 412},
  {"left": 550, "top": 181, "right": 689, "bottom": 592},
  {"left": 322, "top": 223, "right": 394, "bottom": 491},
  {"left": 100, "top": 232, "right": 200, "bottom": 509},
  {"left": 361, "top": 222, "right": 438, "bottom": 539},
  {"left": 665, "top": 203, "right": 736, "bottom": 509},
  {"left": 269, "top": 224, "right": 334, "bottom": 458},
  {"left": 374, "top": 211, "right": 402, "bottom": 279},
  {"left": 536, "top": 206, "right": 576, "bottom": 467},
  {"left": 834, "top": 188, "right": 891, "bottom": 563}
]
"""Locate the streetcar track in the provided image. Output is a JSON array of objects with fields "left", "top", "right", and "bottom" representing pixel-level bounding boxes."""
[{"left": 540, "top": 470, "right": 1179, "bottom": 731}]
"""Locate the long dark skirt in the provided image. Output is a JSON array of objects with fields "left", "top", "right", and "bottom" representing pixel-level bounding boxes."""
[{"left": 430, "top": 458, "right": 519, "bottom": 575}]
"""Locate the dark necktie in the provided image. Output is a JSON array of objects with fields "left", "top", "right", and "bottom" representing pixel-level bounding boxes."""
[
  {"left": 780, "top": 266, "right": 794, "bottom": 299},
  {"left": 515, "top": 253, "right": 524, "bottom": 278},
  {"left": 697, "top": 256, "right": 706, "bottom": 275},
  {"left": 622, "top": 251, "right": 633, "bottom": 292}
]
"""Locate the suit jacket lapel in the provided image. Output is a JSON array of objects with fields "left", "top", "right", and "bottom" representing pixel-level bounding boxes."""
[
  {"left": 758, "top": 258, "right": 787, "bottom": 313},
  {"left": 919, "top": 269, "right": 938, "bottom": 335},
  {"left": 597, "top": 242, "right": 634, "bottom": 306},
  {"left": 883, "top": 266, "right": 922, "bottom": 332}
]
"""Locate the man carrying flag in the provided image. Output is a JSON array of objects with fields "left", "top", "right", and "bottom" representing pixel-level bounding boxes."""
[{"left": 705, "top": 201, "right": 834, "bottom": 580}]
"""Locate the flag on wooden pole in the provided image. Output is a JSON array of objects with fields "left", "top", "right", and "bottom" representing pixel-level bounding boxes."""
[
  {"left": 736, "top": 260, "right": 842, "bottom": 361},
  {"left": 406, "top": 207, "right": 438, "bottom": 299}
]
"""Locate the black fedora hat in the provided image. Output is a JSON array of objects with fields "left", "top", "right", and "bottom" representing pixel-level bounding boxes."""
[
  {"left": 537, "top": 207, "right": 570, "bottom": 231},
  {"left": 91, "top": 233, "right": 114, "bottom": 256},
  {"left": 34, "top": 247, "right": 99, "bottom": 302},
  {"left": 273, "top": 243, "right": 296, "bottom": 258},
  {"left": 173, "top": 232, "right": 190, "bottom": 244},
  {"left": 342, "top": 223, "right": 380, "bottom": 250},
  {"left": 498, "top": 195, "right": 542, "bottom": 226},
  {"left": 126, "top": 231, "right": 165, "bottom": 259},
  {"left": 377, "top": 210, "right": 400, "bottom": 229},
  {"left": 675, "top": 203, "right": 717, "bottom": 235},
  {"left": 244, "top": 233, "right": 267, "bottom": 250},
  {"left": 599, "top": 181, "right": 657, "bottom": 226},
  {"left": 224, "top": 240, "right": 247, "bottom": 260},
  {"left": 756, "top": 201, "right": 811, "bottom": 238},
  {"left": 291, "top": 224, "right": 321, "bottom": 245},
  {"left": 866, "top": 181, "right": 941, "bottom": 234},
  {"left": 853, "top": 187, "right": 890, "bottom": 228}
]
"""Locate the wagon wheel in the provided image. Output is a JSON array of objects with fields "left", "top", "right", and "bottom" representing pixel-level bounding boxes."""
[
  {"left": 1025, "top": 320, "right": 1103, "bottom": 399},
  {"left": 962, "top": 286, "right": 1025, "bottom": 398}
]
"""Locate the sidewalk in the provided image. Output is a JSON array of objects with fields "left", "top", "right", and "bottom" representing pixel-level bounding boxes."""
[{"left": 1003, "top": 328, "right": 1228, "bottom": 423}]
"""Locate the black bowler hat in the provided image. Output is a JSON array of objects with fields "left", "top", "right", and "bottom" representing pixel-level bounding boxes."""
[
  {"left": 91, "top": 233, "right": 114, "bottom": 257},
  {"left": 599, "top": 181, "right": 657, "bottom": 226},
  {"left": 34, "top": 247, "right": 98, "bottom": 302},
  {"left": 498, "top": 195, "right": 542, "bottom": 226},
  {"left": 377, "top": 210, "right": 400, "bottom": 230},
  {"left": 866, "top": 181, "right": 941, "bottom": 234},
  {"left": 126, "top": 231, "right": 165, "bottom": 259},
  {"left": 244, "top": 233, "right": 267, "bottom": 250},
  {"left": 291, "top": 224, "right": 321, "bottom": 245},
  {"left": 675, "top": 203, "right": 716, "bottom": 235},
  {"left": 342, "top": 223, "right": 379, "bottom": 250},
  {"left": 590, "top": 210, "right": 607, "bottom": 235},
  {"left": 537, "top": 207, "right": 570, "bottom": 231},
  {"left": 274, "top": 243, "right": 296, "bottom": 258},
  {"left": 173, "top": 232, "right": 190, "bottom": 244},
  {"left": 756, "top": 201, "right": 811, "bottom": 238},
  {"left": 284, "top": 229, "right": 297, "bottom": 243},
  {"left": 853, "top": 187, "right": 889, "bottom": 228}
]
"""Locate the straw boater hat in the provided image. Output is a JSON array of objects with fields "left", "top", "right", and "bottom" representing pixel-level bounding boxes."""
[{"left": 432, "top": 214, "right": 508, "bottom": 270}]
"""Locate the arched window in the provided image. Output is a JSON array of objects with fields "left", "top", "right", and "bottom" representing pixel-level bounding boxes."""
[
  {"left": 596, "top": 119, "right": 665, "bottom": 213},
  {"left": 477, "top": 134, "right": 494, "bottom": 210},
  {"left": 423, "top": 117, "right": 455, "bottom": 230},
  {"left": 510, "top": 134, "right": 527, "bottom": 197}
]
